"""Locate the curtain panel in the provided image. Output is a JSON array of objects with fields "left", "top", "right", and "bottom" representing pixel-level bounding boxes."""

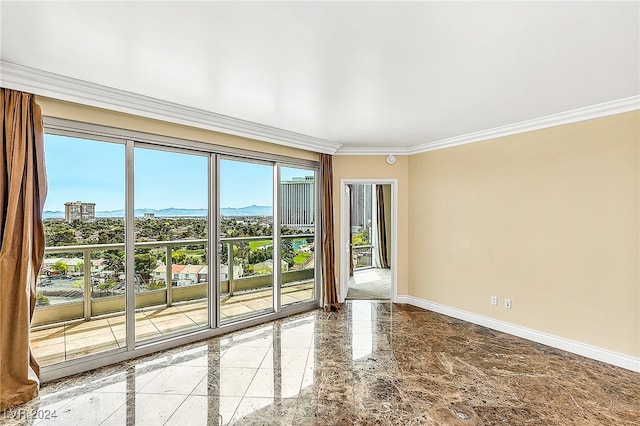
[
  {"left": 0, "top": 89, "right": 47, "bottom": 410},
  {"left": 376, "top": 185, "right": 390, "bottom": 269},
  {"left": 320, "top": 154, "right": 339, "bottom": 311}
]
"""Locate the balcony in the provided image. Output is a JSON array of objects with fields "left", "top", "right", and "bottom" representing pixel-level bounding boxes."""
[
  {"left": 352, "top": 244, "right": 374, "bottom": 269},
  {"left": 31, "top": 235, "right": 315, "bottom": 367}
]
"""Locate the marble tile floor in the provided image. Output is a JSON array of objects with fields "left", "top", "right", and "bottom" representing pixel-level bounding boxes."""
[
  {"left": 30, "top": 283, "right": 314, "bottom": 367},
  {"left": 7, "top": 301, "right": 638, "bottom": 425}
]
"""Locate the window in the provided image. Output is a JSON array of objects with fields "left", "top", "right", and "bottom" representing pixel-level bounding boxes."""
[
  {"left": 34, "top": 135, "right": 126, "bottom": 363},
  {"left": 219, "top": 158, "right": 274, "bottom": 321},
  {"left": 351, "top": 184, "right": 373, "bottom": 269},
  {"left": 31, "top": 118, "right": 320, "bottom": 375},
  {"left": 134, "top": 146, "right": 210, "bottom": 342},
  {"left": 280, "top": 166, "right": 316, "bottom": 306}
]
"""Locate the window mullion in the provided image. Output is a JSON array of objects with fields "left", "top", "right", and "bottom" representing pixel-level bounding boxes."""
[
  {"left": 273, "top": 164, "right": 282, "bottom": 313},
  {"left": 210, "top": 153, "right": 219, "bottom": 329},
  {"left": 125, "top": 140, "right": 136, "bottom": 351}
]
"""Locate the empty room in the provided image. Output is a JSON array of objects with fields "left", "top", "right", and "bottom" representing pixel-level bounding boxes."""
[{"left": 1, "top": 1, "right": 638, "bottom": 425}]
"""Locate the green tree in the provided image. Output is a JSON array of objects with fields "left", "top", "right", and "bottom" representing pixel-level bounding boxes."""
[
  {"left": 281, "top": 239, "right": 294, "bottom": 267},
  {"left": 103, "top": 251, "right": 125, "bottom": 274},
  {"left": 135, "top": 252, "right": 157, "bottom": 280},
  {"left": 172, "top": 251, "right": 187, "bottom": 264},
  {"left": 352, "top": 228, "right": 370, "bottom": 246},
  {"left": 49, "top": 229, "right": 76, "bottom": 246},
  {"left": 96, "top": 279, "right": 118, "bottom": 294},
  {"left": 51, "top": 261, "right": 68, "bottom": 274},
  {"left": 36, "top": 292, "right": 50, "bottom": 306}
]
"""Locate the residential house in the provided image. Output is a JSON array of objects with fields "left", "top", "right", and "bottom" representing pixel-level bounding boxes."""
[
  {"left": 219, "top": 264, "right": 244, "bottom": 281},
  {"left": 177, "top": 264, "right": 203, "bottom": 286}
]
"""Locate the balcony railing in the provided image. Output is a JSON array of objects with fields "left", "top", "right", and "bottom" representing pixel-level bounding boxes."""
[
  {"left": 352, "top": 244, "right": 373, "bottom": 269},
  {"left": 33, "top": 235, "right": 315, "bottom": 327}
]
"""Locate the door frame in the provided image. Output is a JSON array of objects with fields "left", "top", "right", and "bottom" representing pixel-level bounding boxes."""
[{"left": 339, "top": 179, "right": 398, "bottom": 303}]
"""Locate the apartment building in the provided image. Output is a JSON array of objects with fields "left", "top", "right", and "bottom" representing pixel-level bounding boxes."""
[
  {"left": 280, "top": 176, "right": 315, "bottom": 230},
  {"left": 64, "top": 201, "right": 95, "bottom": 223}
]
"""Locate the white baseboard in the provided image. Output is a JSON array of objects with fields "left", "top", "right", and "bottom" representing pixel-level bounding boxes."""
[{"left": 395, "top": 295, "right": 640, "bottom": 373}]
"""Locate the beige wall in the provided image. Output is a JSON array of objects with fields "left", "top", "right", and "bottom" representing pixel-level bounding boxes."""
[
  {"left": 332, "top": 156, "right": 410, "bottom": 296},
  {"left": 408, "top": 111, "right": 639, "bottom": 357},
  {"left": 37, "top": 97, "right": 319, "bottom": 161}
]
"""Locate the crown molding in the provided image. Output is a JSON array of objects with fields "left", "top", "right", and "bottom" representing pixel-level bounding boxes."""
[
  {"left": 3, "top": 61, "right": 636, "bottom": 157},
  {"left": 334, "top": 146, "right": 411, "bottom": 156},
  {"left": 334, "top": 95, "right": 639, "bottom": 156},
  {"left": 405, "top": 95, "right": 640, "bottom": 155},
  {"left": 0, "top": 61, "right": 343, "bottom": 155}
]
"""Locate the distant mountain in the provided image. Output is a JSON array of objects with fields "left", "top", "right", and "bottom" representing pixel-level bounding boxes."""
[
  {"left": 43, "top": 210, "right": 64, "bottom": 219},
  {"left": 221, "top": 205, "right": 272, "bottom": 217},
  {"left": 43, "top": 205, "right": 272, "bottom": 219}
]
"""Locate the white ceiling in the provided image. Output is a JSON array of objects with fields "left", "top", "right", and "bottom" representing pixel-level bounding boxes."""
[{"left": 1, "top": 1, "right": 638, "bottom": 154}]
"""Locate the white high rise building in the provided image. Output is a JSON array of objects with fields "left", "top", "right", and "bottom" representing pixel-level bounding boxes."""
[
  {"left": 280, "top": 176, "right": 314, "bottom": 231},
  {"left": 64, "top": 201, "right": 96, "bottom": 223}
]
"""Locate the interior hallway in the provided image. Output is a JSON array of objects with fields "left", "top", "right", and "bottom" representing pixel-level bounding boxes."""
[{"left": 4, "top": 301, "right": 638, "bottom": 425}]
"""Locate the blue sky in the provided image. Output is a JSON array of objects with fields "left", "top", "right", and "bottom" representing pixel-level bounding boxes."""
[{"left": 44, "top": 135, "right": 314, "bottom": 211}]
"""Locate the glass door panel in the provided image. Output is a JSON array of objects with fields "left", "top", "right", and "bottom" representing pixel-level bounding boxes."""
[
  {"left": 350, "top": 184, "right": 373, "bottom": 269},
  {"left": 279, "top": 167, "right": 316, "bottom": 306},
  {"left": 219, "top": 159, "right": 274, "bottom": 322},
  {"left": 134, "top": 147, "right": 209, "bottom": 342},
  {"left": 34, "top": 134, "right": 125, "bottom": 365}
]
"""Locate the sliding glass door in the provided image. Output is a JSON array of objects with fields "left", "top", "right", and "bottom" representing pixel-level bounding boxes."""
[
  {"left": 279, "top": 166, "right": 316, "bottom": 307},
  {"left": 219, "top": 158, "right": 274, "bottom": 322},
  {"left": 34, "top": 117, "right": 320, "bottom": 374},
  {"left": 133, "top": 146, "right": 210, "bottom": 343},
  {"left": 32, "top": 134, "right": 127, "bottom": 365}
]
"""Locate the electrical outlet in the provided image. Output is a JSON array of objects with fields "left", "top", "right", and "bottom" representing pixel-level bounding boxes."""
[
  {"left": 504, "top": 298, "right": 512, "bottom": 309},
  {"left": 490, "top": 296, "right": 498, "bottom": 306}
]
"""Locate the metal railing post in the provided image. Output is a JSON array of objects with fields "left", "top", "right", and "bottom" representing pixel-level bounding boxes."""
[
  {"left": 227, "top": 242, "right": 234, "bottom": 296},
  {"left": 166, "top": 245, "right": 173, "bottom": 306},
  {"left": 83, "top": 249, "right": 91, "bottom": 321}
]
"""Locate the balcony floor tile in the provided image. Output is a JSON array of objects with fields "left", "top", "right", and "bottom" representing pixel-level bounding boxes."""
[{"left": 31, "top": 286, "right": 312, "bottom": 367}]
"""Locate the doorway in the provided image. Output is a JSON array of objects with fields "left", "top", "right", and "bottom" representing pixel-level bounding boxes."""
[{"left": 339, "top": 180, "right": 397, "bottom": 302}]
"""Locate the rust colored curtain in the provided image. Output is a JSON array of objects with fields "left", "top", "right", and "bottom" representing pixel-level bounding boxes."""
[
  {"left": 0, "top": 89, "right": 46, "bottom": 410},
  {"left": 320, "top": 154, "right": 339, "bottom": 311},
  {"left": 376, "top": 185, "right": 390, "bottom": 269}
]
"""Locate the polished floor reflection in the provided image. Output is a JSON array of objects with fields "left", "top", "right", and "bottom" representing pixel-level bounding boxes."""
[{"left": 7, "top": 301, "right": 639, "bottom": 425}]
